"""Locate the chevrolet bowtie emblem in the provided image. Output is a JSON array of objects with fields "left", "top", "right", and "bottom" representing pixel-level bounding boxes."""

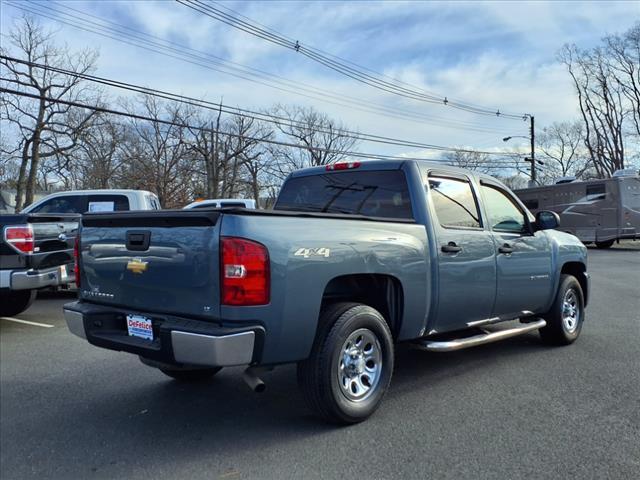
[{"left": 127, "top": 258, "right": 148, "bottom": 274}]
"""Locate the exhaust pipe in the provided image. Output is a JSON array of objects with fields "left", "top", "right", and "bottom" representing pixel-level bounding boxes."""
[{"left": 242, "top": 367, "right": 266, "bottom": 393}]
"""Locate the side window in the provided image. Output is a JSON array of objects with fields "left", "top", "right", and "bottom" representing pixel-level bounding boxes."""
[
  {"left": 481, "top": 184, "right": 528, "bottom": 234},
  {"left": 586, "top": 184, "right": 606, "bottom": 201},
  {"left": 428, "top": 175, "right": 481, "bottom": 229},
  {"left": 87, "top": 195, "right": 130, "bottom": 212},
  {"left": 522, "top": 199, "right": 539, "bottom": 210},
  {"left": 30, "top": 195, "right": 86, "bottom": 214}
]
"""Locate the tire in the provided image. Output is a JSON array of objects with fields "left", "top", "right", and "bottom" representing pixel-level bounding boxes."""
[
  {"left": 297, "top": 302, "right": 394, "bottom": 424},
  {"left": 0, "top": 289, "right": 37, "bottom": 316},
  {"left": 159, "top": 367, "right": 222, "bottom": 382},
  {"left": 595, "top": 240, "right": 614, "bottom": 249},
  {"left": 540, "top": 274, "right": 585, "bottom": 346}
]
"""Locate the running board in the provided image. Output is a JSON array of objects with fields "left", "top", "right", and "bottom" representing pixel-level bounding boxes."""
[
  {"left": 415, "top": 319, "right": 547, "bottom": 352},
  {"left": 466, "top": 310, "right": 534, "bottom": 327}
]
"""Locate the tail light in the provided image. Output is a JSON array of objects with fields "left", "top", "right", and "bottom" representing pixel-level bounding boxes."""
[
  {"left": 4, "top": 225, "right": 34, "bottom": 254},
  {"left": 326, "top": 161, "right": 361, "bottom": 171},
  {"left": 74, "top": 236, "right": 81, "bottom": 288},
  {"left": 221, "top": 237, "right": 269, "bottom": 306}
]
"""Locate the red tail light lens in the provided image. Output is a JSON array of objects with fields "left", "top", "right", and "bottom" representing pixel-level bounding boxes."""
[
  {"left": 4, "top": 225, "right": 34, "bottom": 254},
  {"left": 221, "top": 237, "right": 269, "bottom": 306},
  {"left": 74, "top": 235, "right": 81, "bottom": 288}
]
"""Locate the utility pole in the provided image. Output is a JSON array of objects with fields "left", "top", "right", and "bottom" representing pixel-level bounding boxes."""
[{"left": 529, "top": 115, "right": 536, "bottom": 185}]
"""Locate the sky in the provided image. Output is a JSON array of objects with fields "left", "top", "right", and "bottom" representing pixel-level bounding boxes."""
[{"left": 1, "top": 0, "right": 638, "bottom": 162}]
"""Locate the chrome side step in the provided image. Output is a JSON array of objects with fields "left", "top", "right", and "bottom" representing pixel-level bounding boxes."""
[
  {"left": 415, "top": 319, "right": 546, "bottom": 352},
  {"left": 466, "top": 310, "right": 534, "bottom": 328}
]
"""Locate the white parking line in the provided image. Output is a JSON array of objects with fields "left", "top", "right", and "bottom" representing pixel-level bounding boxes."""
[{"left": 0, "top": 317, "right": 54, "bottom": 328}]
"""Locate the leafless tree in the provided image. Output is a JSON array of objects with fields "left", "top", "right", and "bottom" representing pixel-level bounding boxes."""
[
  {"left": 0, "top": 15, "right": 100, "bottom": 210},
  {"left": 443, "top": 150, "right": 495, "bottom": 174},
  {"left": 537, "top": 120, "right": 589, "bottom": 184},
  {"left": 267, "top": 105, "right": 359, "bottom": 180}
]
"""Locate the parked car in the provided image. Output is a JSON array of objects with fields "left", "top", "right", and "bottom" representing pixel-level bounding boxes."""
[
  {"left": 22, "top": 189, "right": 161, "bottom": 214},
  {"left": 1, "top": 212, "right": 78, "bottom": 316},
  {"left": 515, "top": 171, "right": 640, "bottom": 248},
  {"left": 183, "top": 198, "right": 256, "bottom": 209},
  {"left": 64, "top": 160, "right": 589, "bottom": 423}
]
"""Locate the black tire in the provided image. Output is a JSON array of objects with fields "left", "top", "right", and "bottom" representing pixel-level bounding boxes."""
[
  {"left": 159, "top": 367, "right": 222, "bottom": 382},
  {"left": 595, "top": 239, "right": 615, "bottom": 249},
  {"left": 297, "top": 302, "right": 394, "bottom": 424},
  {"left": 540, "top": 274, "right": 585, "bottom": 345},
  {"left": 0, "top": 289, "right": 37, "bottom": 316}
]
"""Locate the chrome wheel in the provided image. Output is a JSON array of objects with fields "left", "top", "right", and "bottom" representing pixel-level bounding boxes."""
[
  {"left": 562, "top": 289, "right": 580, "bottom": 333},
  {"left": 337, "top": 328, "right": 382, "bottom": 402}
]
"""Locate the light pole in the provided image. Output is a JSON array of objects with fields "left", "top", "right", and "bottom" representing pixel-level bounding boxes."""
[{"left": 503, "top": 115, "right": 542, "bottom": 186}]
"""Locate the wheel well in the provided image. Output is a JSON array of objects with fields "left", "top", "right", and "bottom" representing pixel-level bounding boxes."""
[
  {"left": 320, "top": 274, "right": 404, "bottom": 338},
  {"left": 561, "top": 262, "right": 588, "bottom": 305}
]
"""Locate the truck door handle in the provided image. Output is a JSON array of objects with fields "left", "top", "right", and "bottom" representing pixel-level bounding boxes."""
[
  {"left": 441, "top": 242, "right": 462, "bottom": 253},
  {"left": 498, "top": 243, "right": 514, "bottom": 254}
]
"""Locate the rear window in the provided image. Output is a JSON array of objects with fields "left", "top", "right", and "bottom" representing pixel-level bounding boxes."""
[
  {"left": 274, "top": 170, "right": 413, "bottom": 219},
  {"left": 219, "top": 202, "right": 249, "bottom": 208}
]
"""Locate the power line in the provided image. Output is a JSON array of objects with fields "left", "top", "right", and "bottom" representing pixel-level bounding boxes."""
[
  {"left": 6, "top": 0, "right": 520, "bottom": 136},
  {"left": 178, "top": 0, "right": 530, "bottom": 120},
  {"left": 0, "top": 55, "right": 525, "bottom": 159},
  {"left": 0, "top": 86, "right": 524, "bottom": 170}
]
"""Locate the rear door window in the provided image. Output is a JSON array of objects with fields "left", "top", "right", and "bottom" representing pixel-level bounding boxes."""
[
  {"left": 275, "top": 170, "right": 414, "bottom": 219},
  {"left": 428, "top": 175, "right": 481, "bottom": 229},
  {"left": 30, "top": 195, "right": 87, "bottom": 214},
  {"left": 87, "top": 195, "right": 130, "bottom": 212}
]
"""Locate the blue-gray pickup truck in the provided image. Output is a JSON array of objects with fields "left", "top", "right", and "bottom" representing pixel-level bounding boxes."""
[{"left": 64, "top": 160, "right": 589, "bottom": 423}]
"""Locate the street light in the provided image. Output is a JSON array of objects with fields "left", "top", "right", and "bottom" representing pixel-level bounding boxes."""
[{"left": 502, "top": 116, "right": 542, "bottom": 186}]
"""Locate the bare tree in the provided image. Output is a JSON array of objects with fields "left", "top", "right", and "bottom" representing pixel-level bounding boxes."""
[
  {"left": 267, "top": 105, "right": 359, "bottom": 179},
  {"left": 558, "top": 23, "right": 640, "bottom": 178},
  {"left": 443, "top": 150, "right": 495, "bottom": 174},
  {"left": 537, "top": 120, "right": 589, "bottom": 184},
  {"left": 0, "top": 15, "right": 100, "bottom": 210}
]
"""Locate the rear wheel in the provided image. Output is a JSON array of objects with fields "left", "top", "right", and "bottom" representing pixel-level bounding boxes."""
[
  {"left": 297, "top": 302, "right": 394, "bottom": 424},
  {"left": 0, "top": 289, "right": 36, "bottom": 316},
  {"left": 595, "top": 239, "right": 615, "bottom": 249},
  {"left": 540, "top": 274, "right": 585, "bottom": 345},
  {"left": 159, "top": 367, "right": 222, "bottom": 382}
]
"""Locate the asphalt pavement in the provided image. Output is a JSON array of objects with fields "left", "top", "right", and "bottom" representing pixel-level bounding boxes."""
[{"left": 1, "top": 245, "right": 639, "bottom": 479}]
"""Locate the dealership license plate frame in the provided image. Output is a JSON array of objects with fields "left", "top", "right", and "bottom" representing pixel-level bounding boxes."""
[{"left": 126, "top": 314, "right": 154, "bottom": 341}]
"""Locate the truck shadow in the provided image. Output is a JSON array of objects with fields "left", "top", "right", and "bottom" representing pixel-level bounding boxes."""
[{"left": 3, "top": 333, "right": 551, "bottom": 476}]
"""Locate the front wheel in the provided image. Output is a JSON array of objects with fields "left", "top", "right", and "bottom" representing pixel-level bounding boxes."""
[
  {"left": 540, "top": 274, "right": 585, "bottom": 345},
  {"left": 297, "top": 303, "right": 394, "bottom": 424},
  {"left": 0, "top": 289, "right": 36, "bottom": 316}
]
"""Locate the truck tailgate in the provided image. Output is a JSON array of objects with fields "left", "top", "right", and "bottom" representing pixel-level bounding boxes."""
[{"left": 79, "top": 210, "right": 221, "bottom": 320}]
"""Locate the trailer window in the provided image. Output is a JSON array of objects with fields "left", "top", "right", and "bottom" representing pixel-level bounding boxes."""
[
  {"left": 586, "top": 184, "right": 606, "bottom": 201},
  {"left": 275, "top": 170, "right": 413, "bottom": 219},
  {"left": 523, "top": 199, "right": 539, "bottom": 210},
  {"left": 428, "top": 176, "right": 481, "bottom": 229}
]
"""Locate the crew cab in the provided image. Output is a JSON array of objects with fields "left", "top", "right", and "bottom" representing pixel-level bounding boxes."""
[
  {"left": 1, "top": 213, "right": 78, "bottom": 316},
  {"left": 64, "top": 160, "right": 589, "bottom": 423}
]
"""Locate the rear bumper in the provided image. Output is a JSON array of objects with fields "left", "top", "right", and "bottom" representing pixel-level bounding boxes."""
[
  {"left": 63, "top": 301, "right": 263, "bottom": 367},
  {"left": 1, "top": 265, "right": 74, "bottom": 290}
]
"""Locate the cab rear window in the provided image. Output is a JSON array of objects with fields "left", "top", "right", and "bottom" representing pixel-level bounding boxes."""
[{"left": 274, "top": 170, "right": 413, "bottom": 219}]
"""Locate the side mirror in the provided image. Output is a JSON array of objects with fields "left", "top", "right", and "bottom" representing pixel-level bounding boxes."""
[{"left": 535, "top": 210, "right": 560, "bottom": 231}]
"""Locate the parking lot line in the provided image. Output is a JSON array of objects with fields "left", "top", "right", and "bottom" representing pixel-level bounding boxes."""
[{"left": 0, "top": 317, "right": 54, "bottom": 328}]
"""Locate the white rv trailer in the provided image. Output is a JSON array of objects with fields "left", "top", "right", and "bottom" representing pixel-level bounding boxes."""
[{"left": 514, "top": 172, "right": 640, "bottom": 248}]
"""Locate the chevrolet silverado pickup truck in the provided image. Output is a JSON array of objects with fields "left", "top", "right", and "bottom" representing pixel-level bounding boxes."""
[
  {"left": 1, "top": 213, "right": 78, "bottom": 316},
  {"left": 64, "top": 160, "right": 589, "bottom": 423}
]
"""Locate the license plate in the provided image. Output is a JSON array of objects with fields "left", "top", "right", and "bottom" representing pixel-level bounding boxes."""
[{"left": 126, "top": 315, "right": 154, "bottom": 340}]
